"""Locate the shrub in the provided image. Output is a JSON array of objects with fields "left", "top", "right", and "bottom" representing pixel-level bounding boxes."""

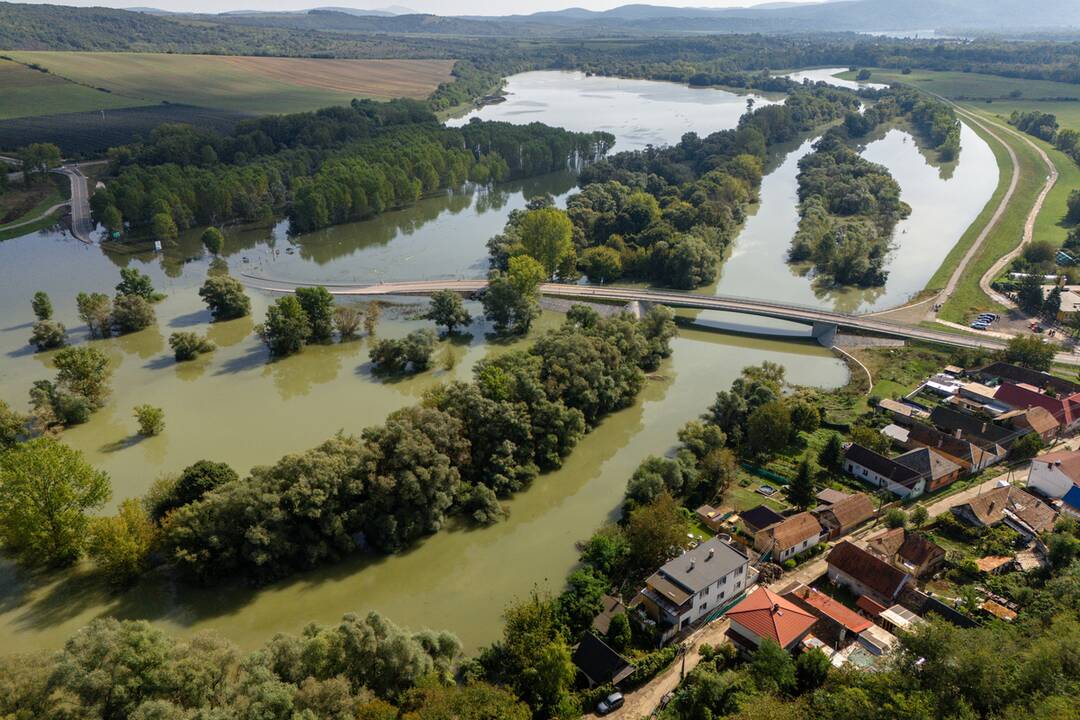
[
  {"left": 134, "top": 405, "right": 165, "bottom": 436},
  {"left": 885, "top": 508, "right": 908, "bottom": 529},
  {"left": 168, "top": 331, "right": 215, "bottom": 361},
  {"left": 29, "top": 320, "right": 66, "bottom": 351},
  {"left": 112, "top": 294, "right": 156, "bottom": 334}
]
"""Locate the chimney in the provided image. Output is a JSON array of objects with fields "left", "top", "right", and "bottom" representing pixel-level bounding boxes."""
[
  {"left": 707, "top": 548, "right": 715, "bottom": 561},
  {"left": 981, "top": 422, "right": 988, "bottom": 433},
  {"left": 772, "top": 603, "right": 780, "bottom": 614},
  {"left": 688, "top": 560, "right": 695, "bottom": 571},
  {"left": 954, "top": 429, "right": 963, "bottom": 440}
]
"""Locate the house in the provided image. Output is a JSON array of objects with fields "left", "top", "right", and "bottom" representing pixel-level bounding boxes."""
[
  {"left": 1007, "top": 406, "right": 1060, "bottom": 442},
  {"left": 974, "top": 361, "right": 1080, "bottom": 397},
  {"left": 695, "top": 504, "right": 728, "bottom": 532},
  {"left": 753, "top": 512, "right": 823, "bottom": 562},
  {"left": 864, "top": 528, "right": 946, "bottom": 579},
  {"left": 725, "top": 586, "right": 818, "bottom": 652},
  {"left": 591, "top": 595, "right": 626, "bottom": 636},
  {"left": 572, "top": 632, "right": 635, "bottom": 687},
  {"left": 905, "top": 422, "right": 1004, "bottom": 473},
  {"left": 993, "top": 382, "right": 1080, "bottom": 432},
  {"left": 928, "top": 406, "right": 1015, "bottom": 449},
  {"left": 1027, "top": 450, "right": 1080, "bottom": 499},
  {"left": 951, "top": 485, "right": 1056, "bottom": 539},
  {"left": 632, "top": 537, "right": 749, "bottom": 643},
  {"left": 738, "top": 505, "right": 785, "bottom": 535},
  {"left": 814, "top": 493, "right": 875, "bottom": 539},
  {"left": 785, "top": 584, "right": 872, "bottom": 648},
  {"left": 826, "top": 540, "right": 911, "bottom": 606},
  {"left": 893, "top": 447, "right": 962, "bottom": 493},
  {"left": 843, "top": 443, "right": 925, "bottom": 499}
]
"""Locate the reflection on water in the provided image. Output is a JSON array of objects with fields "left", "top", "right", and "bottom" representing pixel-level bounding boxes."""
[
  {"left": 0, "top": 66, "right": 995, "bottom": 654},
  {"left": 704, "top": 120, "right": 997, "bottom": 313},
  {"left": 784, "top": 67, "right": 888, "bottom": 91},
  {"left": 448, "top": 70, "right": 778, "bottom": 152},
  {"left": 0, "top": 326, "right": 847, "bottom": 654}
]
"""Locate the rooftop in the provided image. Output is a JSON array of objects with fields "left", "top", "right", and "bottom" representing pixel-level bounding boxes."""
[
  {"left": 656, "top": 537, "right": 748, "bottom": 595},
  {"left": 788, "top": 586, "right": 872, "bottom": 634},
  {"left": 572, "top": 632, "right": 635, "bottom": 686},
  {"left": 817, "top": 492, "right": 875, "bottom": 530},
  {"left": 725, "top": 586, "right": 818, "bottom": 648},
  {"left": 1033, "top": 450, "right": 1080, "bottom": 484},
  {"left": 827, "top": 541, "right": 910, "bottom": 600},
  {"left": 739, "top": 504, "right": 785, "bottom": 533},
  {"left": 765, "top": 512, "right": 822, "bottom": 552},
  {"left": 894, "top": 447, "right": 961, "bottom": 482},
  {"left": 844, "top": 443, "right": 921, "bottom": 488},
  {"left": 977, "top": 361, "right": 1080, "bottom": 396}
]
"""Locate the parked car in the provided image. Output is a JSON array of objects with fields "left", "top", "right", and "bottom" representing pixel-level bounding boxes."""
[
  {"left": 659, "top": 691, "right": 675, "bottom": 710},
  {"left": 980, "top": 313, "right": 1000, "bottom": 321},
  {"left": 977, "top": 314, "right": 996, "bottom": 323},
  {"left": 971, "top": 321, "right": 989, "bottom": 330},
  {"left": 597, "top": 692, "right": 625, "bottom": 715}
]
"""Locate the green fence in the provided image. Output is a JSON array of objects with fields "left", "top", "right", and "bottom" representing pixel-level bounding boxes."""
[{"left": 740, "top": 463, "right": 791, "bottom": 486}]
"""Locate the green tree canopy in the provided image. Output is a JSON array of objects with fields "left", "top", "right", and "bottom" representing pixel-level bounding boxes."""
[{"left": 0, "top": 438, "right": 111, "bottom": 566}]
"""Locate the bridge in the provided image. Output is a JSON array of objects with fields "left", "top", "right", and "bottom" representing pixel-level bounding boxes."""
[{"left": 239, "top": 275, "right": 1080, "bottom": 366}]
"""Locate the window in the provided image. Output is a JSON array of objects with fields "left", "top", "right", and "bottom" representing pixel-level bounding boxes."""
[
  {"left": 801, "top": 539, "right": 808, "bottom": 548},
  {"left": 719, "top": 591, "right": 725, "bottom": 600},
  {"left": 862, "top": 468, "right": 868, "bottom": 476},
  {"left": 700, "top": 603, "right": 707, "bottom": 611},
  {"left": 720, "top": 575, "right": 727, "bottom": 585}
]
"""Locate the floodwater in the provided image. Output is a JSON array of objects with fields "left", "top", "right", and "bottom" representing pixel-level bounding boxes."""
[
  {"left": 0, "top": 70, "right": 846, "bottom": 655},
  {"left": 784, "top": 67, "right": 887, "bottom": 91},
  {"left": 706, "top": 119, "right": 998, "bottom": 315},
  {"left": 0, "top": 67, "right": 998, "bottom": 654},
  {"left": 447, "top": 70, "right": 777, "bottom": 152}
]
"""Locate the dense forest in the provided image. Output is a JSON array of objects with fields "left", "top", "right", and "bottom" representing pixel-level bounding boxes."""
[
  {"left": 91, "top": 99, "right": 614, "bottom": 236},
  {"left": 487, "top": 84, "right": 862, "bottom": 290}
]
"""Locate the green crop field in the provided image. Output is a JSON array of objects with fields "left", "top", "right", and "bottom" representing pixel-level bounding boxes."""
[
  {"left": 4, "top": 52, "right": 455, "bottom": 116},
  {"left": 0, "top": 58, "right": 148, "bottom": 120}
]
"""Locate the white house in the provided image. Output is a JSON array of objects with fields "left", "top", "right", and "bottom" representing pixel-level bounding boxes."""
[
  {"left": 843, "top": 443, "right": 926, "bottom": 499},
  {"left": 1027, "top": 450, "right": 1080, "bottom": 499},
  {"left": 633, "top": 538, "right": 749, "bottom": 644}
]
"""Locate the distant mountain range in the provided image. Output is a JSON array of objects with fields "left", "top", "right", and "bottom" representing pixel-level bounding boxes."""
[{"left": 4, "top": 0, "right": 1080, "bottom": 45}]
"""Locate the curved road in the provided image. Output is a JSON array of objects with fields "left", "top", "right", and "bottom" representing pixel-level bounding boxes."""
[
  {"left": 53, "top": 164, "right": 94, "bottom": 244},
  {"left": 240, "top": 275, "right": 1080, "bottom": 366}
]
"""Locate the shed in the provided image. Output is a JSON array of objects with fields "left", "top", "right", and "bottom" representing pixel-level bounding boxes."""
[{"left": 572, "top": 632, "right": 635, "bottom": 687}]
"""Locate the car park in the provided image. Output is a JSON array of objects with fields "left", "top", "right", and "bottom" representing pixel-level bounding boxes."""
[{"left": 597, "top": 692, "right": 625, "bottom": 715}]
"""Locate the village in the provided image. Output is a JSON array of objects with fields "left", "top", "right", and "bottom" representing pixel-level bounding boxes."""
[{"left": 572, "top": 358, "right": 1080, "bottom": 718}]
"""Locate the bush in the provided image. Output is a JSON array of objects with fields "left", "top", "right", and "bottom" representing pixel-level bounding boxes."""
[
  {"left": 201, "top": 227, "right": 225, "bottom": 255},
  {"left": 199, "top": 275, "right": 250, "bottom": 321},
  {"left": 112, "top": 294, "right": 156, "bottom": 334},
  {"left": 369, "top": 329, "right": 436, "bottom": 374},
  {"left": 783, "top": 558, "right": 797, "bottom": 570},
  {"left": 29, "top": 320, "right": 66, "bottom": 351},
  {"left": 885, "top": 508, "right": 908, "bottom": 529},
  {"left": 624, "top": 644, "right": 679, "bottom": 687},
  {"left": 133, "top": 405, "right": 165, "bottom": 436},
  {"left": 168, "top": 331, "right": 215, "bottom": 361}
]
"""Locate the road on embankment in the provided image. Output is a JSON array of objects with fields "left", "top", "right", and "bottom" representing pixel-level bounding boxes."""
[
  {"left": 240, "top": 275, "right": 1080, "bottom": 366},
  {"left": 52, "top": 164, "right": 93, "bottom": 243}
]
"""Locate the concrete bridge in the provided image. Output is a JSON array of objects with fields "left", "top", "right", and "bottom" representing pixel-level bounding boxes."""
[{"left": 239, "top": 275, "right": 1080, "bottom": 366}]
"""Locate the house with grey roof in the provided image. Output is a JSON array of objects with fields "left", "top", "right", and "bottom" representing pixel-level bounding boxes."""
[{"left": 630, "top": 537, "right": 749, "bottom": 644}]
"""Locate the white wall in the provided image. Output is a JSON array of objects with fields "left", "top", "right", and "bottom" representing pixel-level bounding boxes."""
[
  {"left": 1028, "top": 461, "right": 1078, "bottom": 499},
  {"left": 845, "top": 460, "right": 925, "bottom": 499}
]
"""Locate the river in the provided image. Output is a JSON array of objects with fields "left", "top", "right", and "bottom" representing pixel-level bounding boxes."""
[{"left": 0, "top": 68, "right": 996, "bottom": 654}]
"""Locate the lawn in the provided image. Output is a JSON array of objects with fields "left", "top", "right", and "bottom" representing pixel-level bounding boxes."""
[
  {"left": 0, "top": 58, "right": 147, "bottom": 120},
  {"left": 4, "top": 52, "right": 456, "bottom": 116},
  {"left": 0, "top": 175, "right": 68, "bottom": 226}
]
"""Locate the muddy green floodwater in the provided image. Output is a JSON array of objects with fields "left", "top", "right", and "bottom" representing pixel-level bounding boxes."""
[{"left": 0, "top": 68, "right": 997, "bottom": 654}]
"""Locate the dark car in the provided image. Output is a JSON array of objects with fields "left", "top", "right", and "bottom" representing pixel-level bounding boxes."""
[{"left": 597, "top": 691, "right": 625, "bottom": 715}]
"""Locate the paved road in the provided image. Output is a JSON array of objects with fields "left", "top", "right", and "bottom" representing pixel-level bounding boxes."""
[
  {"left": 240, "top": 274, "right": 1080, "bottom": 366},
  {"left": 53, "top": 164, "right": 93, "bottom": 243}
]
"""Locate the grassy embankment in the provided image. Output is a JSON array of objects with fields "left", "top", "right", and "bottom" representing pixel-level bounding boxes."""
[
  {"left": 840, "top": 68, "right": 1080, "bottom": 323},
  {"left": 0, "top": 174, "right": 69, "bottom": 241},
  {"left": 4, "top": 52, "right": 455, "bottom": 116}
]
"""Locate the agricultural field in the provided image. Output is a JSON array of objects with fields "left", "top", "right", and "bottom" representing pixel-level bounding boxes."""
[
  {"left": 0, "top": 104, "right": 246, "bottom": 157},
  {"left": 4, "top": 52, "right": 456, "bottom": 115},
  {"left": 0, "top": 57, "right": 148, "bottom": 120}
]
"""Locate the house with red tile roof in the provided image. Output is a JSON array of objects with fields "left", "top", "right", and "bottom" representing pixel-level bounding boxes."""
[
  {"left": 785, "top": 584, "right": 872, "bottom": 649},
  {"left": 725, "top": 586, "right": 818, "bottom": 652}
]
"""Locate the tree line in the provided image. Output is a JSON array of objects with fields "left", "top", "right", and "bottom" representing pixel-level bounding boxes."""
[{"left": 92, "top": 101, "right": 614, "bottom": 238}]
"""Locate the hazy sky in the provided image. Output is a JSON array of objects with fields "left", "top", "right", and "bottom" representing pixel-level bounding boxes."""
[{"left": 18, "top": 0, "right": 826, "bottom": 17}]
